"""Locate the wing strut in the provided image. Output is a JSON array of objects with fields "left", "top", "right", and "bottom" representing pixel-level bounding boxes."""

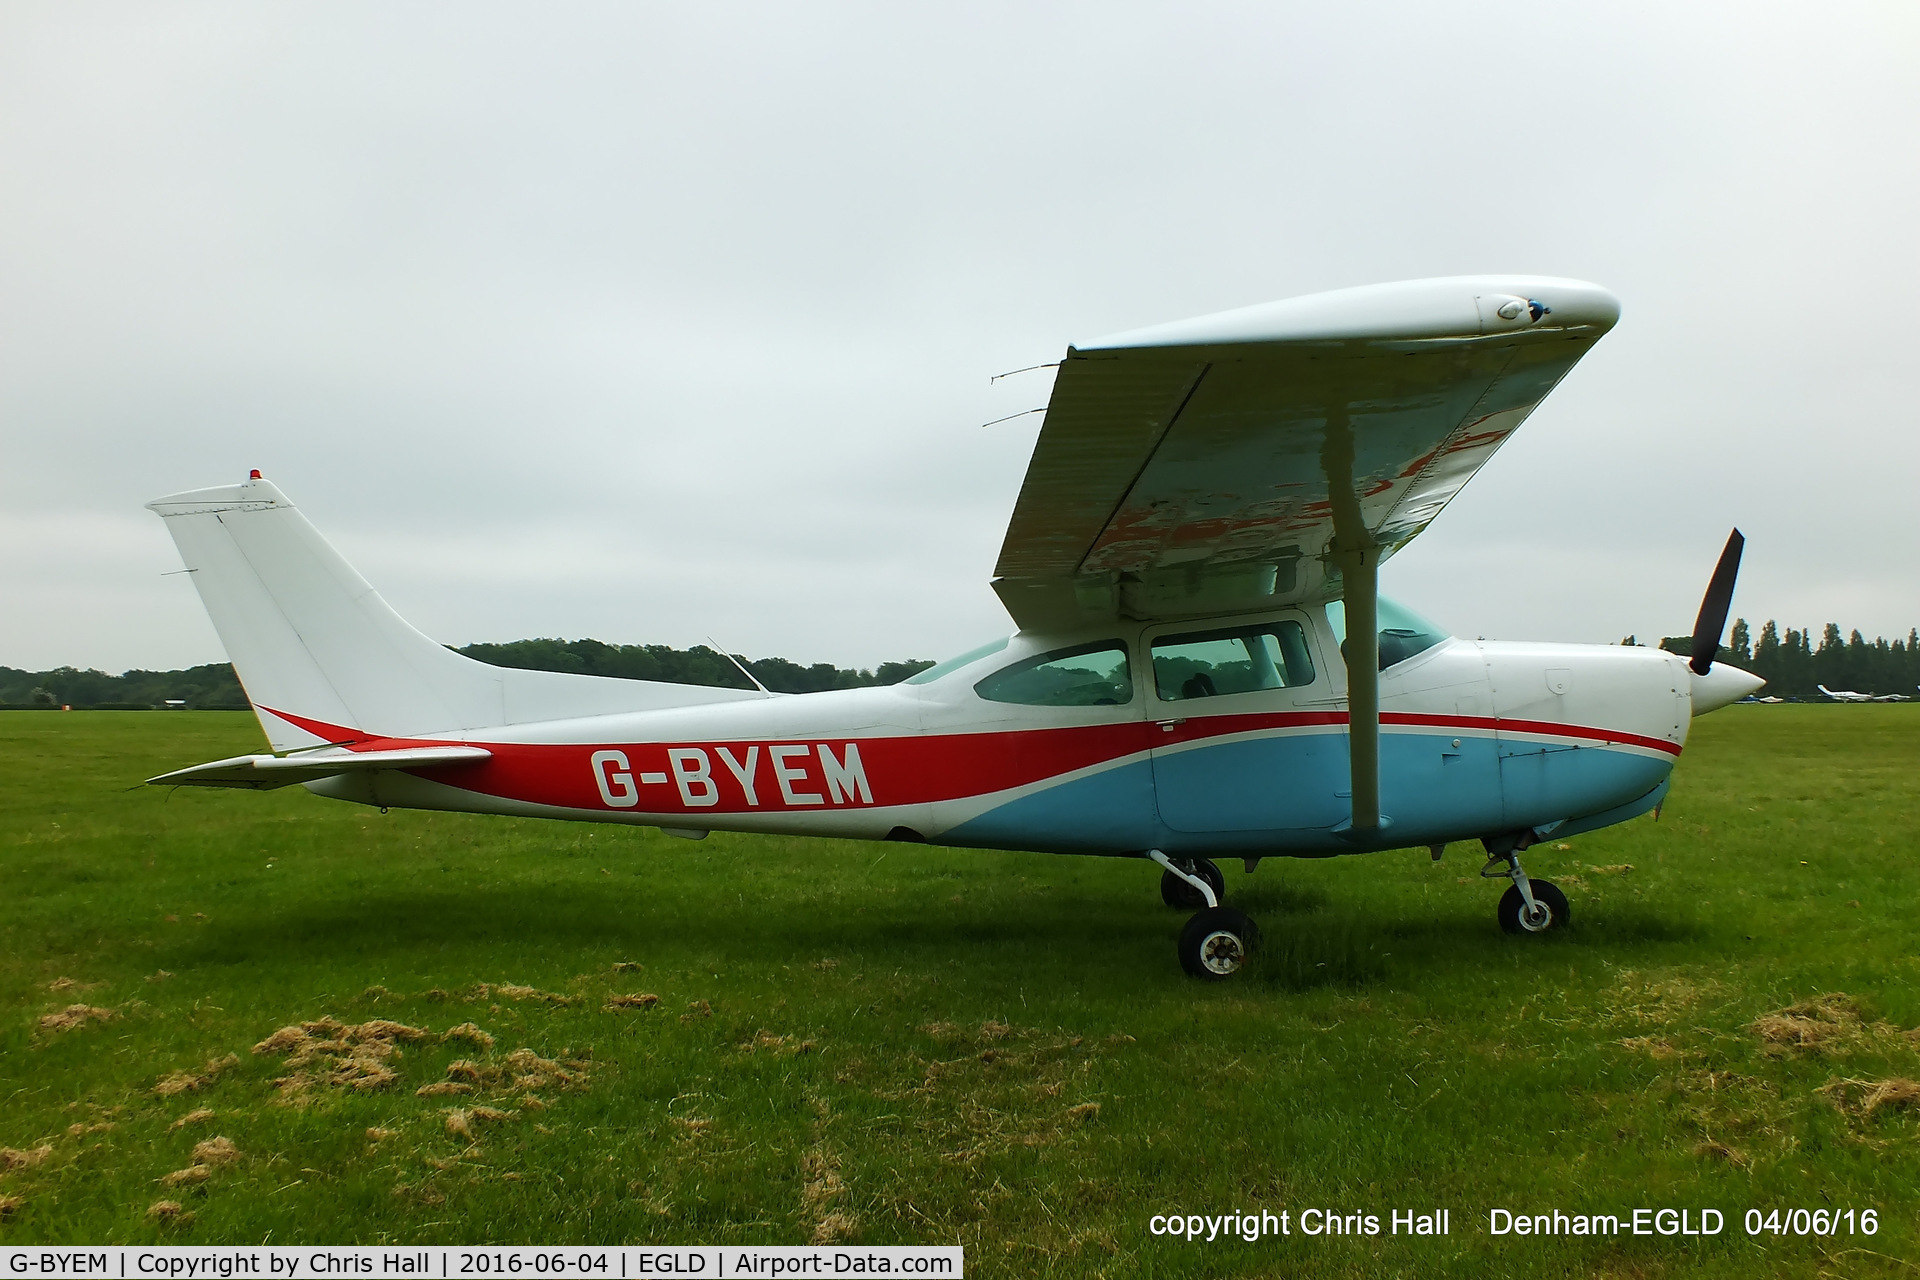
[{"left": 1323, "top": 407, "right": 1382, "bottom": 834}]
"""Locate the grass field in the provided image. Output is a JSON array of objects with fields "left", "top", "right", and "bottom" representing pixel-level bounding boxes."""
[{"left": 1, "top": 708, "right": 1916, "bottom": 1276}]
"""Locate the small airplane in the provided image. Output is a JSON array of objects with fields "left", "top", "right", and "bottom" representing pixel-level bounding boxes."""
[
  {"left": 1818, "top": 684, "right": 1911, "bottom": 703},
  {"left": 146, "top": 276, "right": 1764, "bottom": 980}
]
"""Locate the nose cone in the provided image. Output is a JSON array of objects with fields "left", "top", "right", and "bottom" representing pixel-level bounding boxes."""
[{"left": 1690, "top": 662, "right": 1766, "bottom": 715}]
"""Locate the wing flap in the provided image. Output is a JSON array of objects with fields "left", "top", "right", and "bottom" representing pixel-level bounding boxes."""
[
  {"left": 992, "top": 358, "right": 1208, "bottom": 579},
  {"left": 147, "top": 745, "right": 492, "bottom": 790}
]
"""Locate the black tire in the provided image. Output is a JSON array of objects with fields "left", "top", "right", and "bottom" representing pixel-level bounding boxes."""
[
  {"left": 1178, "top": 906, "right": 1260, "bottom": 980},
  {"left": 1159, "top": 857, "right": 1226, "bottom": 909},
  {"left": 1498, "top": 879, "right": 1570, "bottom": 935}
]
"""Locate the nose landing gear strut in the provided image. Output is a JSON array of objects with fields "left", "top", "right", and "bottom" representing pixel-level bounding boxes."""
[{"left": 1481, "top": 836, "right": 1570, "bottom": 935}]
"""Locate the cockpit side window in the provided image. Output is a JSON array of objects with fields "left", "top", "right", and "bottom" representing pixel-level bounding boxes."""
[
  {"left": 1325, "top": 596, "right": 1450, "bottom": 670},
  {"left": 1151, "top": 620, "right": 1317, "bottom": 702},
  {"left": 974, "top": 641, "right": 1133, "bottom": 707}
]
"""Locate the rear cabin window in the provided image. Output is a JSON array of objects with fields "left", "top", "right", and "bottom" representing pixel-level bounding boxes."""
[
  {"left": 1151, "top": 621, "right": 1317, "bottom": 702},
  {"left": 974, "top": 642, "right": 1133, "bottom": 707}
]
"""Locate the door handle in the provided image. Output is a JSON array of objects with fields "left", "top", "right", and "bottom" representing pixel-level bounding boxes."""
[{"left": 1155, "top": 718, "right": 1187, "bottom": 732}]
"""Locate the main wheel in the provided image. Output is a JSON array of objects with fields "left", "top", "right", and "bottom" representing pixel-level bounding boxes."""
[
  {"left": 1178, "top": 906, "right": 1259, "bottom": 980},
  {"left": 1160, "top": 857, "right": 1226, "bottom": 909},
  {"left": 1498, "top": 880, "right": 1570, "bottom": 934}
]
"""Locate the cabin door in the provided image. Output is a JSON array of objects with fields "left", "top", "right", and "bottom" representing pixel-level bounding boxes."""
[{"left": 1146, "top": 614, "right": 1347, "bottom": 833}]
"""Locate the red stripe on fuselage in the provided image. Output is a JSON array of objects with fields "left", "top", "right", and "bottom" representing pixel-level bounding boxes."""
[
  {"left": 442, "top": 722, "right": 1153, "bottom": 814},
  {"left": 1140, "top": 710, "right": 1679, "bottom": 759},
  {"left": 261, "top": 706, "right": 376, "bottom": 745},
  {"left": 1381, "top": 712, "right": 1682, "bottom": 758},
  {"left": 259, "top": 703, "right": 1680, "bottom": 818},
  {"left": 262, "top": 703, "right": 1156, "bottom": 812}
]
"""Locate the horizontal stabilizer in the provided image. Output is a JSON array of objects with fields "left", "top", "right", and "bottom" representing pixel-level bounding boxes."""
[{"left": 147, "top": 745, "right": 492, "bottom": 790}]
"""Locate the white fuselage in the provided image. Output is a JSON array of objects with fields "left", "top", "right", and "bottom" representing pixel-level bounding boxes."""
[{"left": 304, "top": 605, "right": 1707, "bottom": 858}]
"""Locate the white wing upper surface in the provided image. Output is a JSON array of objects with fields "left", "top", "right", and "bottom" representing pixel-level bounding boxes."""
[{"left": 992, "top": 276, "right": 1619, "bottom": 628}]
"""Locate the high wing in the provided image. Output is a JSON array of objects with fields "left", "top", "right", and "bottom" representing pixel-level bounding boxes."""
[{"left": 992, "top": 276, "right": 1620, "bottom": 629}]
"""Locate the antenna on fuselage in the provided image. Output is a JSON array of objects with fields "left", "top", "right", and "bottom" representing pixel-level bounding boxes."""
[
  {"left": 988, "top": 362, "right": 1059, "bottom": 384},
  {"left": 979, "top": 407, "right": 1046, "bottom": 429},
  {"left": 707, "top": 637, "right": 777, "bottom": 697}
]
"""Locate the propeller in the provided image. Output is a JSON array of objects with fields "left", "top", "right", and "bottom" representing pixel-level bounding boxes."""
[{"left": 1688, "top": 528, "right": 1745, "bottom": 675}]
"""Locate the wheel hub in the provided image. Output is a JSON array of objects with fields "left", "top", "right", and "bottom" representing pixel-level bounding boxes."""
[
  {"left": 1198, "top": 930, "right": 1245, "bottom": 975},
  {"left": 1519, "top": 900, "right": 1553, "bottom": 932}
]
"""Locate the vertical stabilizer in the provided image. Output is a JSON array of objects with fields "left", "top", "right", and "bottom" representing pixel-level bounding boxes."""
[
  {"left": 148, "top": 475, "right": 760, "bottom": 751},
  {"left": 149, "top": 477, "right": 509, "bottom": 748}
]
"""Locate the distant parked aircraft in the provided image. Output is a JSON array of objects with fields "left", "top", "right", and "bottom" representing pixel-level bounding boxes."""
[{"left": 1818, "top": 684, "right": 1910, "bottom": 703}]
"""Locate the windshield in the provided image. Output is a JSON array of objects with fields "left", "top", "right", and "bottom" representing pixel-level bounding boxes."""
[
  {"left": 1324, "top": 596, "right": 1450, "bottom": 669},
  {"left": 904, "top": 637, "right": 1011, "bottom": 685}
]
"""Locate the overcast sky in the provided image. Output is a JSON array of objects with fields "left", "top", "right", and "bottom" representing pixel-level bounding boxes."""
[{"left": 3, "top": 3, "right": 1915, "bottom": 674}]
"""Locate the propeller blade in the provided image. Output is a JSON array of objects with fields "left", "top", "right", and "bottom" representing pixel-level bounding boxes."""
[{"left": 1689, "top": 528, "right": 1745, "bottom": 676}]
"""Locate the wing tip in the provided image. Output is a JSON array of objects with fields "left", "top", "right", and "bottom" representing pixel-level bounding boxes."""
[
  {"left": 1078, "top": 275, "right": 1620, "bottom": 352},
  {"left": 147, "top": 475, "right": 292, "bottom": 516}
]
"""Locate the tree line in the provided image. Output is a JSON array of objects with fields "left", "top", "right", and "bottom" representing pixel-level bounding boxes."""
[
  {"left": 453, "top": 637, "right": 934, "bottom": 694},
  {"left": 0, "top": 663, "right": 250, "bottom": 710},
  {"left": 1651, "top": 619, "right": 1920, "bottom": 699},
  {"left": 9, "top": 617, "right": 1917, "bottom": 709},
  {"left": 0, "top": 640, "right": 936, "bottom": 709}
]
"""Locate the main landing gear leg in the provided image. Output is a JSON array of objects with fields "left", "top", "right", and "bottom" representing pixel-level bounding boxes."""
[
  {"left": 1149, "top": 850, "right": 1259, "bottom": 980},
  {"left": 1481, "top": 838, "right": 1570, "bottom": 935},
  {"left": 1153, "top": 853, "right": 1225, "bottom": 910}
]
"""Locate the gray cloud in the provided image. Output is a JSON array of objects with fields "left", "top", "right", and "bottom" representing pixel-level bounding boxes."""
[{"left": 3, "top": 2, "right": 1915, "bottom": 671}]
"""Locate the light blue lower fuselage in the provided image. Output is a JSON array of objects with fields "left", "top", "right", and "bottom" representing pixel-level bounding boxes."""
[{"left": 942, "top": 724, "right": 1673, "bottom": 857}]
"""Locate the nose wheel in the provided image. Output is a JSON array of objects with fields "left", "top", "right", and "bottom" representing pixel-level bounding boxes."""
[
  {"left": 1498, "top": 880, "right": 1569, "bottom": 933},
  {"left": 1482, "top": 840, "right": 1571, "bottom": 934}
]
